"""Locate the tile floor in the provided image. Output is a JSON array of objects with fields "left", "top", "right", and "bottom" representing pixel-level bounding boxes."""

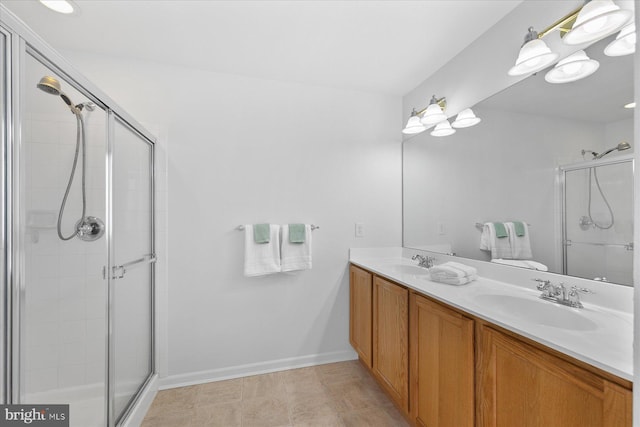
[{"left": 141, "top": 360, "right": 409, "bottom": 427}]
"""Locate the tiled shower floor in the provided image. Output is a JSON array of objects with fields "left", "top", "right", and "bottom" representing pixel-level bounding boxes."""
[{"left": 141, "top": 360, "right": 409, "bottom": 426}]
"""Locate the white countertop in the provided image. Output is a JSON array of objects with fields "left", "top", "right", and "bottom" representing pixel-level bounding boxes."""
[{"left": 350, "top": 247, "right": 633, "bottom": 382}]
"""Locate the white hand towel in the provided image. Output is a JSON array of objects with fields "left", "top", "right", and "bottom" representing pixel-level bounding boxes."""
[
  {"left": 480, "top": 223, "right": 512, "bottom": 259},
  {"left": 505, "top": 222, "right": 532, "bottom": 260},
  {"left": 281, "top": 224, "right": 312, "bottom": 272},
  {"left": 431, "top": 274, "right": 478, "bottom": 286},
  {"left": 429, "top": 262, "right": 477, "bottom": 279},
  {"left": 244, "top": 224, "right": 281, "bottom": 277}
]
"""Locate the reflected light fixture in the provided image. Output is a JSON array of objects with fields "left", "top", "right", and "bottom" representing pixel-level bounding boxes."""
[
  {"left": 563, "top": 0, "right": 632, "bottom": 45},
  {"left": 430, "top": 120, "right": 456, "bottom": 137},
  {"left": 451, "top": 108, "right": 481, "bottom": 128},
  {"left": 624, "top": 102, "right": 636, "bottom": 109},
  {"left": 420, "top": 95, "right": 448, "bottom": 126},
  {"left": 39, "top": 0, "right": 77, "bottom": 14},
  {"left": 508, "top": 27, "right": 559, "bottom": 77},
  {"left": 604, "top": 23, "right": 636, "bottom": 56},
  {"left": 402, "top": 109, "right": 427, "bottom": 135},
  {"left": 544, "top": 50, "right": 599, "bottom": 83}
]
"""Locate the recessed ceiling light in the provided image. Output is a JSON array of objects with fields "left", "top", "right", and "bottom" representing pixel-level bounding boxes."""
[
  {"left": 39, "top": 0, "right": 78, "bottom": 15},
  {"left": 624, "top": 102, "right": 636, "bottom": 109}
]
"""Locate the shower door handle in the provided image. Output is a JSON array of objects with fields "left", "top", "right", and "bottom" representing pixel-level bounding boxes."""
[{"left": 107, "top": 253, "right": 156, "bottom": 279}]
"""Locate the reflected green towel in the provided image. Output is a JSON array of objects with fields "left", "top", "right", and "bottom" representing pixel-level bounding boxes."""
[
  {"left": 493, "top": 222, "right": 508, "bottom": 238},
  {"left": 253, "top": 223, "right": 270, "bottom": 244},
  {"left": 513, "top": 221, "right": 526, "bottom": 237},
  {"left": 289, "top": 224, "right": 306, "bottom": 243}
]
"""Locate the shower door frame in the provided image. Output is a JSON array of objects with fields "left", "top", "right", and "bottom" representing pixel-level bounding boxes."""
[
  {"left": 1, "top": 6, "right": 157, "bottom": 426},
  {"left": 558, "top": 154, "right": 635, "bottom": 282}
]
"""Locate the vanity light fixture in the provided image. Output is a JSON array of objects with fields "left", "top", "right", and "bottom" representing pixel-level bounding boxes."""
[
  {"left": 402, "top": 109, "right": 427, "bottom": 135},
  {"left": 508, "top": 27, "right": 559, "bottom": 77},
  {"left": 451, "top": 108, "right": 481, "bottom": 128},
  {"left": 604, "top": 23, "right": 636, "bottom": 56},
  {"left": 430, "top": 120, "right": 456, "bottom": 137},
  {"left": 563, "top": 0, "right": 632, "bottom": 46},
  {"left": 39, "top": 0, "right": 78, "bottom": 14},
  {"left": 624, "top": 102, "right": 636, "bottom": 109},
  {"left": 420, "top": 95, "right": 448, "bottom": 126},
  {"left": 544, "top": 50, "right": 599, "bottom": 83}
]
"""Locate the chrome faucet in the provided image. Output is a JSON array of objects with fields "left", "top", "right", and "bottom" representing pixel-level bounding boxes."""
[
  {"left": 412, "top": 254, "right": 435, "bottom": 269},
  {"left": 532, "top": 279, "right": 592, "bottom": 308}
]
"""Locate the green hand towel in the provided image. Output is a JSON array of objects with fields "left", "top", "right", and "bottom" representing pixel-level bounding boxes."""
[
  {"left": 289, "top": 223, "right": 306, "bottom": 243},
  {"left": 513, "top": 221, "right": 526, "bottom": 237},
  {"left": 253, "top": 223, "right": 270, "bottom": 244},
  {"left": 493, "top": 222, "right": 508, "bottom": 238}
]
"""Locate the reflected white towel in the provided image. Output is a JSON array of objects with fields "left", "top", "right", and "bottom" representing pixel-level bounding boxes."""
[
  {"left": 244, "top": 224, "right": 281, "bottom": 276},
  {"left": 281, "top": 224, "right": 312, "bottom": 272},
  {"left": 429, "top": 261, "right": 477, "bottom": 279},
  {"left": 491, "top": 259, "right": 548, "bottom": 271},
  {"left": 479, "top": 223, "right": 512, "bottom": 259},
  {"left": 505, "top": 222, "right": 532, "bottom": 259}
]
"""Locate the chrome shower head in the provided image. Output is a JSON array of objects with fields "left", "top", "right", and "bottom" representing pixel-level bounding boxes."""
[
  {"left": 594, "top": 141, "right": 632, "bottom": 159},
  {"left": 37, "top": 75, "right": 73, "bottom": 107}
]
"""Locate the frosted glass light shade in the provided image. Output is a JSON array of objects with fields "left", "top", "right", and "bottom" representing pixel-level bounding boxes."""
[
  {"left": 451, "top": 108, "right": 481, "bottom": 128},
  {"left": 420, "top": 103, "right": 447, "bottom": 126},
  {"left": 563, "top": 0, "right": 632, "bottom": 45},
  {"left": 402, "top": 115, "right": 426, "bottom": 135},
  {"left": 544, "top": 50, "right": 599, "bottom": 84},
  {"left": 430, "top": 120, "right": 456, "bottom": 137},
  {"left": 508, "top": 39, "right": 559, "bottom": 76},
  {"left": 39, "top": 0, "right": 76, "bottom": 14},
  {"left": 604, "top": 23, "right": 636, "bottom": 56}
]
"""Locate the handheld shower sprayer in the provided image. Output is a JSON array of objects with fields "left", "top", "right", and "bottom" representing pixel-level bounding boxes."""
[
  {"left": 36, "top": 75, "right": 104, "bottom": 242},
  {"left": 582, "top": 142, "right": 631, "bottom": 160}
]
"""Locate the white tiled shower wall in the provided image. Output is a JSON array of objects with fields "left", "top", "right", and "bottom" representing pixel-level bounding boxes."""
[{"left": 23, "top": 110, "right": 108, "bottom": 397}]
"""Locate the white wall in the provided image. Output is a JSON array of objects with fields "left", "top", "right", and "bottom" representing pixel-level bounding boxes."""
[{"left": 60, "top": 51, "right": 402, "bottom": 384}]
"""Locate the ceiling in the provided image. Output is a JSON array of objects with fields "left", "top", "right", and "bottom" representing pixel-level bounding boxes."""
[{"left": 3, "top": 0, "right": 523, "bottom": 96}]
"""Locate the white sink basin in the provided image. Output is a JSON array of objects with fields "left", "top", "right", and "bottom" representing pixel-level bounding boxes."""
[
  {"left": 387, "top": 264, "right": 429, "bottom": 276},
  {"left": 474, "top": 294, "right": 598, "bottom": 331}
]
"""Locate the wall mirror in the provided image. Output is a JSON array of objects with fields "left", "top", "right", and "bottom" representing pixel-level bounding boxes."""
[{"left": 403, "top": 35, "right": 634, "bottom": 286}]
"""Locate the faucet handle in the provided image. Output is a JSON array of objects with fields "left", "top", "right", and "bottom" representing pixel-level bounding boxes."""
[
  {"left": 568, "top": 285, "right": 590, "bottom": 308},
  {"left": 570, "top": 285, "right": 594, "bottom": 295}
]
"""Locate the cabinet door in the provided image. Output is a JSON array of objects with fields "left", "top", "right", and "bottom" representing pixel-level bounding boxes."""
[
  {"left": 349, "top": 265, "right": 373, "bottom": 368},
  {"left": 410, "top": 293, "right": 474, "bottom": 427},
  {"left": 478, "top": 325, "right": 632, "bottom": 427},
  {"left": 373, "top": 276, "right": 409, "bottom": 412}
]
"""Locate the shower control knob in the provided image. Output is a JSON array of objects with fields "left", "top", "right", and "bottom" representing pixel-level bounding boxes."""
[{"left": 76, "top": 216, "right": 105, "bottom": 242}]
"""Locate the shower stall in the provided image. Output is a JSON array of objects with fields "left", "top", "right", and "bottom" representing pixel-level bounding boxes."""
[
  {"left": 2, "top": 7, "right": 156, "bottom": 426},
  {"left": 559, "top": 154, "right": 634, "bottom": 286}
]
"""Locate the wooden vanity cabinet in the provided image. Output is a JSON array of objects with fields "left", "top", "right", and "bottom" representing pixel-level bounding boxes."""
[
  {"left": 410, "top": 292, "right": 474, "bottom": 427},
  {"left": 373, "top": 276, "right": 409, "bottom": 412},
  {"left": 349, "top": 265, "right": 373, "bottom": 368},
  {"left": 477, "top": 324, "right": 632, "bottom": 427}
]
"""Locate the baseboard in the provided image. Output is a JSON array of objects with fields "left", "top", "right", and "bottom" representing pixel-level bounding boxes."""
[{"left": 158, "top": 349, "right": 358, "bottom": 389}]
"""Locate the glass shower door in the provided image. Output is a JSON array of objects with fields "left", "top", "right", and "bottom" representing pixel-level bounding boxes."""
[{"left": 110, "top": 116, "right": 154, "bottom": 423}]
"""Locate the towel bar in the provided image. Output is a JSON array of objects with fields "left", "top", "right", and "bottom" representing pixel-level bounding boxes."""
[
  {"left": 475, "top": 222, "right": 531, "bottom": 230},
  {"left": 237, "top": 224, "right": 319, "bottom": 231}
]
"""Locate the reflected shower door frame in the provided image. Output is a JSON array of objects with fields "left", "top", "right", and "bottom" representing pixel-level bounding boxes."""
[{"left": 559, "top": 155, "right": 635, "bottom": 285}]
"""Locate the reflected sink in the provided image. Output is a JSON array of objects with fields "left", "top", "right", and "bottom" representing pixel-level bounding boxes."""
[
  {"left": 387, "top": 264, "right": 429, "bottom": 276},
  {"left": 475, "top": 294, "right": 598, "bottom": 331}
]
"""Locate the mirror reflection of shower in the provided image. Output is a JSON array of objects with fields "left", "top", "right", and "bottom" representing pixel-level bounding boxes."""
[
  {"left": 578, "top": 142, "right": 631, "bottom": 230},
  {"left": 37, "top": 76, "right": 105, "bottom": 241}
]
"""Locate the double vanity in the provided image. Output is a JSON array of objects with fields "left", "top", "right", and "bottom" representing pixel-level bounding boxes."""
[{"left": 349, "top": 247, "right": 632, "bottom": 427}]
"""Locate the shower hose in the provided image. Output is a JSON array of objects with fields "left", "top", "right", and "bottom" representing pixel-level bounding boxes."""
[
  {"left": 587, "top": 166, "right": 615, "bottom": 230},
  {"left": 57, "top": 108, "right": 87, "bottom": 240}
]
